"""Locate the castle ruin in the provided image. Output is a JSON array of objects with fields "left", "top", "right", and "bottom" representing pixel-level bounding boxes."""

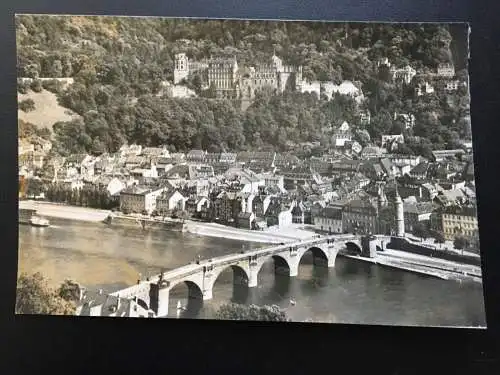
[{"left": 173, "top": 52, "right": 303, "bottom": 107}]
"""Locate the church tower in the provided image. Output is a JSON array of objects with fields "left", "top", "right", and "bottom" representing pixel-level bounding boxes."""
[
  {"left": 174, "top": 53, "right": 189, "bottom": 84},
  {"left": 395, "top": 184, "right": 405, "bottom": 237}
]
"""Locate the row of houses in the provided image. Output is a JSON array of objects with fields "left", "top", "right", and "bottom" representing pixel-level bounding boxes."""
[
  {"left": 19, "top": 122, "right": 478, "bottom": 246},
  {"left": 311, "top": 192, "right": 478, "bottom": 243}
]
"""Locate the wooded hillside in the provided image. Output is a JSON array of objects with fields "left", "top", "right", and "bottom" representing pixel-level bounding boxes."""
[{"left": 16, "top": 15, "right": 470, "bottom": 156}]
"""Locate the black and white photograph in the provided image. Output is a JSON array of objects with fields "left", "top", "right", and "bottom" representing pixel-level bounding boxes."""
[{"left": 16, "top": 14, "right": 485, "bottom": 327}]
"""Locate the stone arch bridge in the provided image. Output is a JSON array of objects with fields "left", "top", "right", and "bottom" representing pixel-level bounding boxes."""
[{"left": 112, "top": 234, "right": 387, "bottom": 317}]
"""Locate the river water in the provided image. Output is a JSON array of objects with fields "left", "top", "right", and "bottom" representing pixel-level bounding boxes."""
[{"left": 18, "top": 218, "right": 486, "bottom": 327}]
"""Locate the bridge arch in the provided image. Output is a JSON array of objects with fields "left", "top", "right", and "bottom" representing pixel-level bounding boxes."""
[
  {"left": 168, "top": 279, "right": 204, "bottom": 317},
  {"left": 211, "top": 264, "right": 250, "bottom": 287},
  {"left": 345, "top": 241, "right": 362, "bottom": 255},
  {"left": 298, "top": 246, "right": 329, "bottom": 266},
  {"left": 209, "top": 264, "right": 251, "bottom": 303},
  {"left": 256, "top": 254, "right": 291, "bottom": 278},
  {"left": 136, "top": 298, "right": 149, "bottom": 311}
]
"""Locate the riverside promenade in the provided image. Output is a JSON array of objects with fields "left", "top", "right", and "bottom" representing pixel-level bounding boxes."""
[{"left": 343, "top": 247, "right": 482, "bottom": 283}]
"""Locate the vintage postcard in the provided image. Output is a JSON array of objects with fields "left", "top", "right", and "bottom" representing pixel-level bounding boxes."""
[{"left": 16, "top": 15, "right": 484, "bottom": 327}]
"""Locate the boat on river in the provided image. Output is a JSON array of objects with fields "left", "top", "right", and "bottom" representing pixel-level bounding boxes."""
[
  {"left": 176, "top": 301, "right": 186, "bottom": 311},
  {"left": 20, "top": 208, "right": 50, "bottom": 227},
  {"left": 29, "top": 215, "right": 50, "bottom": 227}
]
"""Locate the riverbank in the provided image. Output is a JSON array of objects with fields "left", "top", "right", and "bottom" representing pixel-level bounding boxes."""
[
  {"left": 184, "top": 221, "right": 317, "bottom": 244},
  {"left": 17, "top": 201, "right": 484, "bottom": 284},
  {"left": 342, "top": 248, "right": 482, "bottom": 284},
  {"left": 19, "top": 200, "right": 111, "bottom": 222},
  {"left": 18, "top": 200, "right": 318, "bottom": 243}
]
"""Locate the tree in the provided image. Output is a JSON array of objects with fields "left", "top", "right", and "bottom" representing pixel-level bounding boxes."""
[
  {"left": 57, "top": 280, "right": 82, "bottom": 302},
  {"left": 91, "top": 137, "right": 107, "bottom": 155},
  {"left": 19, "top": 98, "right": 36, "bottom": 112},
  {"left": 37, "top": 127, "right": 52, "bottom": 140},
  {"left": 354, "top": 129, "right": 371, "bottom": 147},
  {"left": 434, "top": 231, "right": 446, "bottom": 248},
  {"left": 215, "top": 303, "right": 289, "bottom": 321},
  {"left": 30, "top": 79, "right": 43, "bottom": 93},
  {"left": 25, "top": 178, "right": 45, "bottom": 198},
  {"left": 16, "top": 273, "right": 76, "bottom": 315},
  {"left": 453, "top": 235, "right": 469, "bottom": 252},
  {"left": 17, "top": 79, "right": 29, "bottom": 94},
  {"left": 41, "top": 79, "right": 64, "bottom": 93},
  {"left": 413, "top": 222, "right": 429, "bottom": 241}
]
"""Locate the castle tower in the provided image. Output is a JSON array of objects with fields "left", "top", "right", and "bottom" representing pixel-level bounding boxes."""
[
  {"left": 174, "top": 53, "right": 189, "bottom": 84},
  {"left": 271, "top": 52, "right": 283, "bottom": 72},
  {"left": 395, "top": 184, "right": 405, "bottom": 237}
]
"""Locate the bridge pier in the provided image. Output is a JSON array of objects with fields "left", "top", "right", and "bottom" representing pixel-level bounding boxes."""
[
  {"left": 327, "top": 247, "right": 341, "bottom": 268},
  {"left": 248, "top": 266, "right": 259, "bottom": 288},
  {"left": 289, "top": 261, "right": 299, "bottom": 277},
  {"left": 327, "top": 255, "right": 336, "bottom": 268},
  {"left": 156, "top": 287, "right": 170, "bottom": 318},
  {"left": 203, "top": 288, "right": 213, "bottom": 301}
]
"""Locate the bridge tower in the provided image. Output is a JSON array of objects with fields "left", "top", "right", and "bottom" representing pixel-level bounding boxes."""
[
  {"left": 395, "top": 185, "right": 405, "bottom": 237},
  {"left": 149, "top": 275, "right": 170, "bottom": 317}
]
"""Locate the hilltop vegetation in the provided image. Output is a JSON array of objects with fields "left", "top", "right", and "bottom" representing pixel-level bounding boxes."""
[{"left": 16, "top": 15, "right": 470, "bottom": 156}]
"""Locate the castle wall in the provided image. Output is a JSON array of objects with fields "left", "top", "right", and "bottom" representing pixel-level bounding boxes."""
[{"left": 301, "top": 81, "right": 322, "bottom": 97}]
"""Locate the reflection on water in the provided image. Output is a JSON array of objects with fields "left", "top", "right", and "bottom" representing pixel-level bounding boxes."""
[{"left": 18, "top": 218, "right": 487, "bottom": 327}]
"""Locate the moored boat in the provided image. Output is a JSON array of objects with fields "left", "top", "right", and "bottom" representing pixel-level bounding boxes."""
[
  {"left": 19, "top": 208, "right": 37, "bottom": 225},
  {"left": 29, "top": 215, "right": 50, "bottom": 227}
]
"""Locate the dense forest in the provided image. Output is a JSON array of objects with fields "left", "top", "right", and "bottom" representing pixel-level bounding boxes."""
[{"left": 16, "top": 16, "right": 470, "bottom": 156}]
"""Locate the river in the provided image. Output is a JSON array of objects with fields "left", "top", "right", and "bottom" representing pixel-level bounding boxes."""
[{"left": 18, "top": 218, "right": 486, "bottom": 327}]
